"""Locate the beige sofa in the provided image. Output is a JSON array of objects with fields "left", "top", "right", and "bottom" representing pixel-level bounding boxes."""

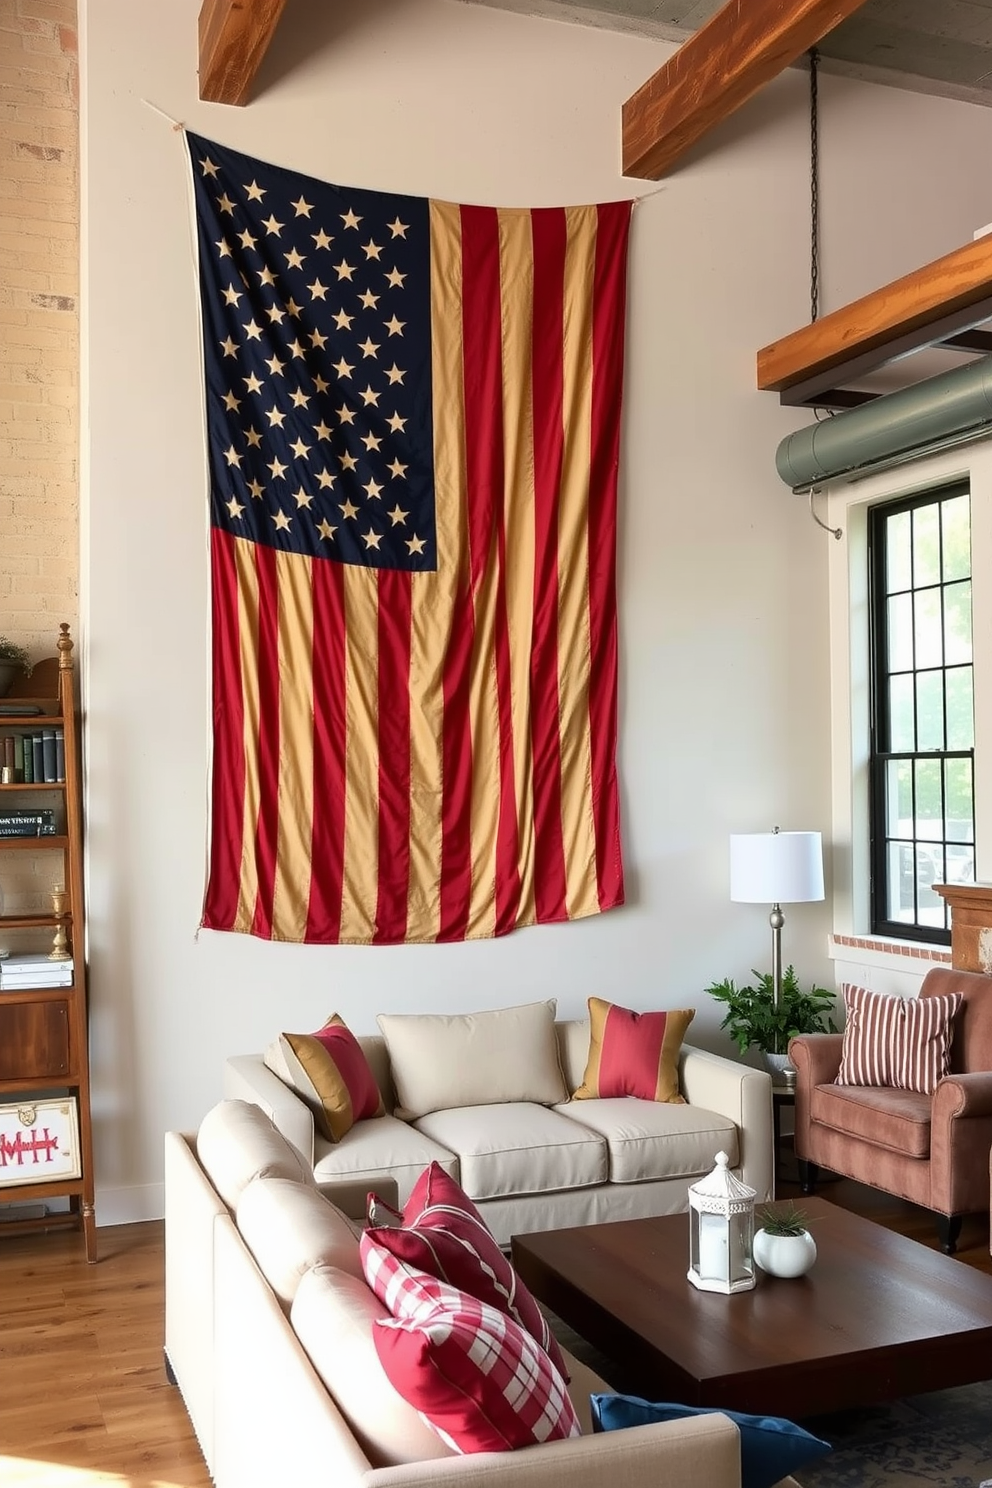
[
  {"left": 165, "top": 1098, "right": 799, "bottom": 1488},
  {"left": 223, "top": 1006, "right": 775, "bottom": 1246}
]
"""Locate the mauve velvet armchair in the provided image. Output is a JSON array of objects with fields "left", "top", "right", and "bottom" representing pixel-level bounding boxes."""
[{"left": 789, "top": 967, "right": 992, "bottom": 1253}]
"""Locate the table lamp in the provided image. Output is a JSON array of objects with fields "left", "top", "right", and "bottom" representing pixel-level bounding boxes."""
[{"left": 729, "top": 827, "right": 825, "bottom": 1026}]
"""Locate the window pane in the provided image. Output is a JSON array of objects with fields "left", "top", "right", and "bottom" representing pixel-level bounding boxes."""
[
  {"left": 886, "top": 758, "right": 912, "bottom": 839},
  {"left": 914, "top": 757, "right": 942, "bottom": 839},
  {"left": 870, "top": 484, "right": 972, "bottom": 942},
  {"left": 914, "top": 588, "right": 942, "bottom": 669},
  {"left": 942, "top": 493, "right": 971, "bottom": 582},
  {"left": 915, "top": 670, "right": 944, "bottom": 751},
  {"left": 887, "top": 592, "right": 913, "bottom": 671},
  {"left": 946, "top": 667, "right": 974, "bottom": 750},
  {"left": 945, "top": 758, "right": 974, "bottom": 844},
  {"left": 888, "top": 673, "right": 915, "bottom": 750},
  {"left": 887, "top": 840, "right": 915, "bottom": 924},
  {"left": 946, "top": 842, "right": 975, "bottom": 886},
  {"left": 886, "top": 509, "right": 912, "bottom": 593},
  {"left": 944, "top": 580, "right": 972, "bottom": 665},
  {"left": 912, "top": 503, "right": 940, "bottom": 587}
]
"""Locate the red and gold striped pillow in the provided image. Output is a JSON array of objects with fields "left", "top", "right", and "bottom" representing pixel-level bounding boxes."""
[
  {"left": 276, "top": 1015, "right": 385, "bottom": 1142},
  {"left": 571, "top": 997, "right": 694, "bottom": 1103},
  {"left": 835, "top": 983, "right": 962, "bottom": 1095}
]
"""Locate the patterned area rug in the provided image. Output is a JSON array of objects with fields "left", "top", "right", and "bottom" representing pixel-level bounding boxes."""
[{"left": 548, "top": 1312, "right": 992, "bottom": 1488}]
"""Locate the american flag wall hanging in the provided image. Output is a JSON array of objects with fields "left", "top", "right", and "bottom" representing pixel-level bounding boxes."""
[{"left": 187, "top": 133, "right": 630, "bottom": 944}]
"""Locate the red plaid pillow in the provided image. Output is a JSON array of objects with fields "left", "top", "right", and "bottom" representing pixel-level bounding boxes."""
[
  {"left": 362, "top": 1162, "right": 568, "bottom": 1379},
  {"left": 369, "top": 1262, "right": 580, "bottom": 1454},
  {"left": 836, "top": 983, "right": 962, "bottom": 1095}
]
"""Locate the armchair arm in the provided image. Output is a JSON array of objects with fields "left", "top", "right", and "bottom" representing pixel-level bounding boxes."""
[
  {"left": 788, "top": 1033, "right": 844, "bottom": 1088},
  {"left": 930, "top": 1071, "right": 992, "bottom": 1216},
  {"left": 223, "top": 1054, "right": 315, "bottom": 1168},
  {"left": 933, "top": 1070, "right": 992, "bottom": 1120},
  {"left": 366, "top": 1412, "right": 742, "bottom": 1488},
  {"left": 679, "top": 1045, "right": 773, "bottom": 1202}
]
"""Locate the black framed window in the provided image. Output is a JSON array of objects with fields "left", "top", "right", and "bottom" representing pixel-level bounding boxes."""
[{"left": 868, "top": 483, "right": 974, "bottom": 943}]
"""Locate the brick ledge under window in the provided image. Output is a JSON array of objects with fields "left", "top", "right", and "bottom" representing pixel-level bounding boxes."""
[{"left": 831, "top": 933, "right": 951, "bottom": 964}]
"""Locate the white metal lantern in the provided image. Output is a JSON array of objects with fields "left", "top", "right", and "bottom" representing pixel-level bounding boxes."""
[{"left": 687, "top": 1150, "right": 756, "bottom": 1294}]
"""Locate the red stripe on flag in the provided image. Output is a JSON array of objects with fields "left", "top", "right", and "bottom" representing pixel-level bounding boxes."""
[
  {"left": 250, "top": 542, "right": 281, "bottom": 938},
  {"left": 491, "top": 489, "right": 521, "bottom": 937},
  {"left": 305, "top": 556, "right": 347, "bottom": 942},
  {"left": 438, "top": 205, "right": 503, "bottom": 941},
  {"left": 586, "top": 202, "right": 630, "bottom": 910},
  {"left": 529, "top": 208, "right": 569, "bottom": 924},
  {"left": 203, "top": 529, "right": 247, "bottom": 930},
  {"left": 374, "top": 569, "right": 413, "bottom": 943}
]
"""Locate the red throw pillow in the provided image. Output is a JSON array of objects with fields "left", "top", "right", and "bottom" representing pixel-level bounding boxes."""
[
  {"left": 278, "top": 1015, "right": 384, "bottom": 1141},
  {"left": 836, "top": 983, "right": 962, "bottom": 1095},
  {"left": 370, "top": 1264, "right": 580, "bottom": 1454},
  {"left": 362, "top": 1162, "right": 569, "bottom": 1379},
  {"left": 572, "top": 997, "right": 694, "bottom": 1103}
]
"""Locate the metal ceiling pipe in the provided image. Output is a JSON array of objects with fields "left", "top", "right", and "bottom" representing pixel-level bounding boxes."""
[{"left": 775, "top": 355, "right": 992, "bottom": 489}]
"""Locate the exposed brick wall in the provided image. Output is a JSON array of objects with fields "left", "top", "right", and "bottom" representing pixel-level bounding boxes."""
[
  {"left": 0, "top": 0, "right": 78, "bottom": 912},
  {"left": 0, "top": 0, "right": 79, "bottom": 668}
]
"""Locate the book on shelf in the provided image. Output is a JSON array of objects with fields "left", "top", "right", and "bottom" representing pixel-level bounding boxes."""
[
  {"left": 0, "top": 809, "right": 57, "bottom": 837},
  {"left": 0, "top": 952, "right": 74, "bottom": 973},
  {"left": 0, "top": 727, "right": 64, "bottom": 784},
  {"left": 1, "top": 964, "right": 73, "bottom": 981},
  {"left": 0, "top": 956, "right": 74, "bottom": 987}
]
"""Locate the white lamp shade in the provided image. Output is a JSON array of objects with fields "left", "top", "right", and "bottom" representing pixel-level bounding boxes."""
[{"left": 730, "top": 831, "right": 824, "bottom": 905}]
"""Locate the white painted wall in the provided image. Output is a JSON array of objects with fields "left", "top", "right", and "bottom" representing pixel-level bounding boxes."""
[{"left": 79, "top": 0, "right": 992, "bottom": 1222}]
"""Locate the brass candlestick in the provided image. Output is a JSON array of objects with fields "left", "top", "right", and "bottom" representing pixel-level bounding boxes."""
[{"left": 49, "top": 886, "right": 70, "bottom": 961}]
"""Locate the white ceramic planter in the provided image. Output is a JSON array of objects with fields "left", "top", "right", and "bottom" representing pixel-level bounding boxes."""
[{"left": 753, "top": 1226, "right": 817, "bottom": 1278}]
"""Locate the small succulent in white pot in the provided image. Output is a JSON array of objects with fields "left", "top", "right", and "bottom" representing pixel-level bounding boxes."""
[{"left": 753, "top": 1203, "right": 817, "bottom": 1278}]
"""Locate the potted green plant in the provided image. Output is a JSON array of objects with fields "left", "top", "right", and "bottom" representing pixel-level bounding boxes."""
[
  {"left": 0, "top": 637, "right": 32, "bottom": 698},
  {"left": 705, "top": 965, "right": 837, "bottom": 1075},
  {"left": 753, "top": 1202, "right": 817, "bottom": 1277}
]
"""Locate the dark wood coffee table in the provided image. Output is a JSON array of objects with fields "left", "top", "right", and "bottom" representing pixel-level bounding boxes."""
[{"left": 510, "top": 1197, "right": 992, "bottom": 1419}]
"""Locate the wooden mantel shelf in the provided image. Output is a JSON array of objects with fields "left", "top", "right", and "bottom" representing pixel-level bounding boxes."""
[
  {"left": 933, "top": 883, "right": 992, "bottom": 974},
  {"left": 756, "top": 236, "right": 992, "bottom": 409}
]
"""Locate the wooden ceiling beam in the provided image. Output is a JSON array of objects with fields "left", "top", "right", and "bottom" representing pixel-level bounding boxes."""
[
  {"left": 757, "top": 236, "right": 992, "bottom": 401},
  {"left": 198, "top": 0, "right": 289, "bottom": 106},
  {"left": 621, "top": 0, "right": 870, "bottom": 181}
]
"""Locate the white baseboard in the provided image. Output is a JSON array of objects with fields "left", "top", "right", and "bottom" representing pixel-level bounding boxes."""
[{"left": 95, "top": 1182, "right": 164, "bottom": 1227}]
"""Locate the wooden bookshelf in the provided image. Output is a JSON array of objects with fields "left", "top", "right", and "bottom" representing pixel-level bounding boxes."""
[{"left": 0, "top": 625, "right": 95, "bottom": 1261}]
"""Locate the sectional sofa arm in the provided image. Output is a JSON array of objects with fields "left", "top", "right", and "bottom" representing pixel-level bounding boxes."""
[
  {"left": 364, "top": 1412, "right": 742, "bottom": 1488},
  {"left": 679, "top": 1045, "right": 774, "bottom": 1203},
  {"left": 223, "top": 1054, "right": 316, "bottom": 1168}
]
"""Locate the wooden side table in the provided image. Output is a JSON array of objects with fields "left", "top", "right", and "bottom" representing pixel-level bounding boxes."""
[{"left": 771, "top": 1082, "right": 796, "bottom": 1190}]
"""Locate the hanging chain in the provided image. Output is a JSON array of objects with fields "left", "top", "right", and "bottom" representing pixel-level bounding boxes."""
[{"left": 809, "top": 47, "right": 820, "bottom": 324}]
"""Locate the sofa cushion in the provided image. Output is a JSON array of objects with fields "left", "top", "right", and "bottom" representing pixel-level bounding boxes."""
[
  {"left": 556, "top": 1097, "right": 739, "bottom": 1184},
  {"left": 590, "top": 1394, "right": 831, "bottom": 1488},
  {"left": 414, "top": 1103, "right": 607, "bottom": 1199},
  {"left": 290, "top": 1263, "right": 454, "bottom": 1466},
  {"left": 196, "top": 1099, "right": 315, "bottom": 1211},
  {"left": 371, "top": 1264, "right": 580, "bottom": 1453},
  {"left": 235, "top": 1176, "right": 365, "bottom": 1308},
  {"left": 810, "top": 1081, "right": 933, "bottom": 1158},
  {"left": 265, "top": 1014, "right": 385, "bottom": 1141},
  {"left": 311, "top": 1114, "right": 459, "bottom": 1208},
  {"left": 572, "top": 998, "right": 694, "bottom": 1103},
  {"left": 361, "top": 1161, "right": 568, "bottom": 1378},
  {"left": 376, "top": 1001, "right": 567, "bottom": 1120},
  {"left": 836, "top": 983, "right": 962, "bottom": 1096}
]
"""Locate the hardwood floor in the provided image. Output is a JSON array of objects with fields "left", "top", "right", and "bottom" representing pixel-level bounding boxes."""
[
  {"left": 0, "top": 1221, "right": 210, "bottom": 1488},
  {"left": 0, "top": 1169, "right": 989, "bottom": 1487}
]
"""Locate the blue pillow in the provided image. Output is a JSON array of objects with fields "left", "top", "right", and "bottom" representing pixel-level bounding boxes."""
[{"left": 590, "top": 1393, "right": 831, "bottom": 1488}]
